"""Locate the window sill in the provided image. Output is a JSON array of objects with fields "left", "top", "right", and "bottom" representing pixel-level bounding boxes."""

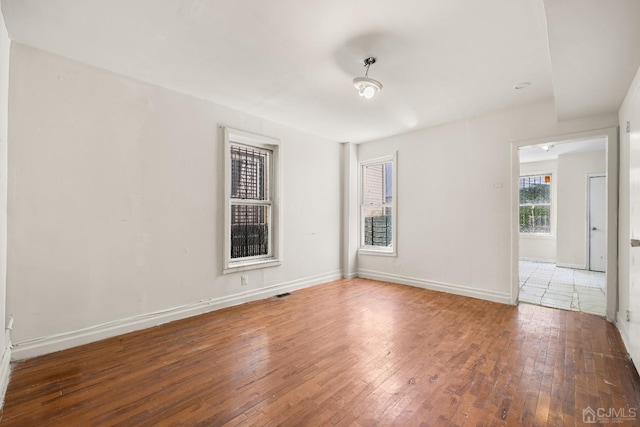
[
  {"left": 223, "top": 259, "right": 281, "bottom": 274},
  {"left": 358, "top": 248, "right": 397, "bottom": 257}
]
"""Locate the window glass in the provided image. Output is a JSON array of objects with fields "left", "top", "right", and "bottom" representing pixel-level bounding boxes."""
[
  {"left": 519, "top": 174, "right": 551, "bottom": 233},
  {"left": 361, "top": 158, "right": 395, "bottom": 252}
]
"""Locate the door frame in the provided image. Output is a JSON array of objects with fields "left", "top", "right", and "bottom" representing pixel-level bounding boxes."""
[
  {"left": 511, "top": 126, "right": 618, "bottom": 321},
  {"left": 586, "top": 173, "right": 606, "bottom": 272}
]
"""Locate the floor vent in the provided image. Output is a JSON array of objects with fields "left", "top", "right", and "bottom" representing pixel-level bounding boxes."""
[{"left": 275, "top": 292, "right": 291, "bottom": 298}]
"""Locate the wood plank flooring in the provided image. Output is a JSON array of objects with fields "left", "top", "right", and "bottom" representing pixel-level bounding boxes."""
[{"left": 1, "top": 278, "right": 639, "bottom": 426}]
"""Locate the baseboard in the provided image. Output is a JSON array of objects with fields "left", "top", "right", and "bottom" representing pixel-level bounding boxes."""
[
  {"left": 12, "top": 270, "right": 342, "bottom": 360},
  {"left": 0, "top": 343, "right": 11, "bottom": 409},
  {"left": 357, "top": 269, "right": 511, "bottom": 305},
  {"left": 519, "top": 257, "right": 556, "bottom": 263},
  {"left": 555, "top": 262, "right": 586, "bottom": 270},
  {"left": 616, "top": 313, "right": 640, "bottom": 374}
]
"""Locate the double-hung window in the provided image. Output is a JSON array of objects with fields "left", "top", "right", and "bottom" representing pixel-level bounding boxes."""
[
  {"left": 519, "top": 174, "right": 551, "bottom": 234},
  {"left": 224, "top": 128, "right": 281, "bottom": 273},
  {"left": 360, "top": 153, "right": 397, "bottom": 255}
]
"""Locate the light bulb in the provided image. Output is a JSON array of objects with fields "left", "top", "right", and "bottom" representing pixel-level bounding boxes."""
[{"left": 363, "top": 86, "right": 375, "bottom": 99}]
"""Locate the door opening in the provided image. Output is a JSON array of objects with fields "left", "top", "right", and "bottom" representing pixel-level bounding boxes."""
[{"left": 517, "top": 138, "right": 607, "bottom": 316}]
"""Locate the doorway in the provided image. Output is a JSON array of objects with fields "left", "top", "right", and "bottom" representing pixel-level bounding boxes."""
[{"left": 517, "top": 138, "right": 607, "bottom": 316}]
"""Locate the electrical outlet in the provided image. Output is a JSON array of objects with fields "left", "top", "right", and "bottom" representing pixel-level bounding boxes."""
[
  {"left": 626, "top": 310, "right": 631, "bottom": 322},
  {"left": 241, "top": 275, "right": 248, "bottom": 286}
]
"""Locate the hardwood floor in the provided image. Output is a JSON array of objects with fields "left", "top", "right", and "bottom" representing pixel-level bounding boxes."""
[{"left": 1, "top": 278, "right": 639, "bottom": 426}]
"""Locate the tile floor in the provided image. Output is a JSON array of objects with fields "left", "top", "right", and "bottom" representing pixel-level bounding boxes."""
[{"left": 519, "top": 260, "right": 606, "bottom": 316}]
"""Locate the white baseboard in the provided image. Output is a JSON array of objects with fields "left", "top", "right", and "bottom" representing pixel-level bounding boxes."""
[
  {"left": 616, "top": 313, "right": 640, "bottom": 374},
  {"left": 519, "top": 257, "right": 556, "bottom": 263},
  {"left": 357, "top": 269, "right": 512, "bottom": 305},
  {"left": 556, "top": 262, "right": 586, "bottom": 270},
  {"left": 12, "top": 270, "right": 342, "bottom": 360},
  {"left": 0, "top": 343, "right": 11, "bottom": 409}
]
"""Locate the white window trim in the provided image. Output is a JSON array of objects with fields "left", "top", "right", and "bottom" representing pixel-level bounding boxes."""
[
  {"left": 519, "top": 172, "right": 554, "bottom": 237},
  {"left": 223, "top": 127, "right": 282, "bottom": 274},
  {"left": 358, "top": 152, "right": 397, "bottom": 257}
]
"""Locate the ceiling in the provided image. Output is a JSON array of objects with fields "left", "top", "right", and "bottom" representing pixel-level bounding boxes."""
[
  {"left": 1, "top": 0, "right": 639, "bottom": 143},
  {"left": 519, "top": 137, "right": 606, "bottom": 163}
]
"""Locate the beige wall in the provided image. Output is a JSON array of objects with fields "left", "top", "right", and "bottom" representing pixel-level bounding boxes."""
[
  {"left": 0, "top": 7, "right": 11, "bottom": 404},
  {"left": 555, "top": 150, "right": 606, "bottom": 268},
  {"left": 7, "top": 44, "right": 343, "bottom": 359},
  {"left": 617, "top": 63, "right": 640, "bottom": 372}
]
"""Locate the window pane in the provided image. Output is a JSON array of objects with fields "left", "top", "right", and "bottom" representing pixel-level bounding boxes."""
[
  {"left": 384, "top": 162, "right": 393, "bottom": 203},
  {"left": 230, "top": 204, "right": 269, "bottom": 258},
  {"left": 519, "top": 175, "right": 551, "bottom": 234},
  {"left": 364, "top": 162, "right": 393, "bottom": 205},
  {"left": 519, "top": 175, "right": 551, "bottom": 204},
  {"left": 231, "top": 145, "right": 269, "bottom": 200},
  {"left": 363, "top": 205, "right": 392, "bottom": 247},
  {"left": 519, "top": 204, "right": 550, "bottom": 233}
]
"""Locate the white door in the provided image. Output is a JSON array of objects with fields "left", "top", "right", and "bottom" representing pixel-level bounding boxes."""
[
  {"left": 588, "top": 175, "right": 606, "bottom": 272},
  {"left": 630, "top": 85, "right": 640, "bottom": 348}
]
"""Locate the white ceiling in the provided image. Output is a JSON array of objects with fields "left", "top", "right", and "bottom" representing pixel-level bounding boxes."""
[
  {"left": 544, "top": 0, "right": 640, "bottom": 120},
  {"left": 519, "top": 137, "right": 606, "bottom": 163},
  {"left": 1, "top": 0, "right": 639, "bottom": 143}
]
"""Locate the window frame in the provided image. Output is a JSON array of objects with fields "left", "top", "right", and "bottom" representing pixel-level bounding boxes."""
[
  {"left": 223, "top": 127, "right": 281, "bottom": 274},
  {"left": 519, "top": 173, "right": 553, "bottom": 236},
  {"left": 358, "top": 153, "right": 397, "bottom": 256}
]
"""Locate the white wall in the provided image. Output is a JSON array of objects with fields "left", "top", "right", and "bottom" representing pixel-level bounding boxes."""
[
  {"left": 356, "top": 100, "right": 617, "bottom": 305},
  {"left": 618, "top": 63, "right": 640, "bottom": 371},
  {"left": 0, "top": 7, "right": 11, "bottom": 406},
  {"left": 341, "top": 142, "right": 358, "bottom": 279},
  {"left": 7, "top": 44, "right": 343, "bottom": 359},
  {"left": 519, "top": 160, "right": 557, "bottom": 263},
  {"left": 555, "top": 150, "right": 606, "bottom": 268}
]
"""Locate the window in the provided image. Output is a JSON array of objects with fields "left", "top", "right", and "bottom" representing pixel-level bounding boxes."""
[
  {"left": 224, "top": 128, "right": 281, "bottom": 273},
  {"left": 360, "top": 154, "right": 396, "bottom": 255},
  {"left": 519, "top": 174, "right": 551, "bottom": 234}
]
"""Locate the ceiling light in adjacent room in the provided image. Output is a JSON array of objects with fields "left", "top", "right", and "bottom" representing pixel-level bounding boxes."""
[{"left": 353, "top": 57, "right": 383, "bottom": 99}]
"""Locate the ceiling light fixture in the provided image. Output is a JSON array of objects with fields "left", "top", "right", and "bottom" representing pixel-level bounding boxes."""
[
  {"left": 541, "top": 144, "right": 553, "bottom": 151},
  {"left": 353, "top": 57, "right": 383, "bottom": 99}
]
